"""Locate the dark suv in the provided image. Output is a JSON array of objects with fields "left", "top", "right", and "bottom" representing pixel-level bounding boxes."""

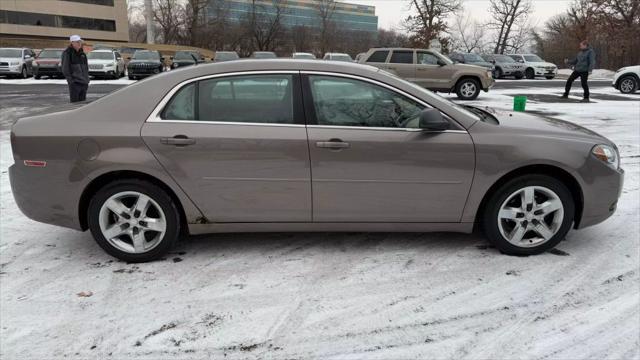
[
  {"left": 127, "top": 50, "right": 164, "bottom": 80},
  {"left": 171, "top": 50, "right": 204, "bottom": 69}
]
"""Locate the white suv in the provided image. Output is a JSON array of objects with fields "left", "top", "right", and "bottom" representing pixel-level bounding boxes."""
[
  {"left": 87, "top": 50, "right": 125, "bottom": 79},
  {"left": 0, "top": 47, "right": 35, "bottom": 78},
  {"left": 612, "top": 65, "right": 639, "bottom": 94},
  {"left": 508, "top": 54, "right": 558, "bottom": 80}
]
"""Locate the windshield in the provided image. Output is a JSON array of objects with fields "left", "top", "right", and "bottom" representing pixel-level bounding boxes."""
[
  {"left": 133, "top": 51, "right": 160, "bottom": 60},
  {"left": 332, "top": 54, "right": 353, "bottom": 61},
  {"left": 294, "top": 53, "right": 315, "bottom": 59},
  {"left": 524, "top": 55, "right": 543, "bottom": 62},
  {"left": 215, "top": 52, "right": 238, "bottom": 61},
  {"left": 38, "top": 50, "right": 63, "bottom": 59},
  {"left": 174, "top": 51, "right": 198, "bottom": 60},
  {"left": 0, "top": 49, "right": 22, "bottom": 58},
  {"left": 88, "top": 51, "right": 114, "bottom": 60},
  {"left": 464, "top": 54, "right": 485, "bottom": 62},
  {"left": 252, "top": 52, "right": 276, "bottom": 59}
]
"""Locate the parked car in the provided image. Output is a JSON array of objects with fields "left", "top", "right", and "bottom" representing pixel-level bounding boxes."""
[
  {"left": 481, "top": 54, "right": 525, "bottom": 79},
  {"left": 214, "top": 51, "right": 239, "bottom": 62},
  {"left": 448, "top": 52, "right": 494, "bottom": 71},
  {"left": 250, "top": 51, "right": 277, "bottom": 59},
  {"left": 9, "top": 60, "right": 623, "bottom": 262},
  {"left": 323, "top": 53, "right": 353, "bottom": 62},
  {"left": 88, "top": 49, "right": 125, "bottom": 79},
  {"left": 171, "top": 50, "right": 204, "bottom": 69},
  {"left": 127, "top": 50, "right": 164, "bottom": 80},
  {"left": 292, "top": 52, "right": 316, "bottom": 59},
  {"left": 0, "top": 47, "right": 35, "bottom": 78},
  {"left": 360, "top": 47, "right": 494, "bottom": 100},
  {"left": 612, "top": 65, "right": 639, "bottom": 94},
  {"left": 355, "top": 52, "right": 367, "bottom": 62},
  {"left": 508, "top": 54, "right": 557, "bottom": 79},
  {"left": 33, "top": 48, "right": 64, "bottom": 79}
]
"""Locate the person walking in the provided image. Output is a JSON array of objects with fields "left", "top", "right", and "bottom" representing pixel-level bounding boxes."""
[
  {"left": 561, "top": 40, "right": 595, "bottom": 102},
  {"left": 61, "top": 35, "right": 89, "bottom": 103}
]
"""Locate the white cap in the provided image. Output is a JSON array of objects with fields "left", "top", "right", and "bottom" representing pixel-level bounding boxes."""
[{"left": 70, "top": 35, "right": 82, "bottom": 42}]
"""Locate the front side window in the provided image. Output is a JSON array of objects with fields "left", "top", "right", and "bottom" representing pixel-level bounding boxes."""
[
  {"left": 417, "top": 52, "right": 439, "bottom": 65},
  {"left": 390, "top": 51, "right": 413, "bottom": 64},
  {"left": 366, "top": 50, "right": 389, "bottom": 63},
  {"left": 308, "top": 75, "right": 425, "bottom": 128}
]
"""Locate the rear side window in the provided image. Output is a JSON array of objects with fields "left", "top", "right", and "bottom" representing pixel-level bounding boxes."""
[
  {"left": 162, "top": 83, "right": 196, "bottom": 120},
  {"left": 390, "top": 51, "right": 413, "bottom": 64},
  {"left": 366, "top": 50, "right": 389, "bottom": 63}
]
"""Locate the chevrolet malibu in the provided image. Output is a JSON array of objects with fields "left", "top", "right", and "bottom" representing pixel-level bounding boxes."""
[{"left": 9, "top": 60, "right": 624, "bottom": 262}]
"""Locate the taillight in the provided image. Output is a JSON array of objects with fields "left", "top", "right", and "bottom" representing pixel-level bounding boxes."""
[{"left": 23, "top": 160, "right": 47, "bottom": 167}]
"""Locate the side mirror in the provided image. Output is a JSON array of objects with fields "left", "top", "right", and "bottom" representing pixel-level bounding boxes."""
[
  {"left": 419, "top": 109, "right": 449, "bottom": 131},
  {"left": 161, "top": 57, "right": 166, "bottom": 62},
  {"left": 437, "top": 59, "right": 446, "bottom": 66},
  {"left": 24, "top": 55, "right": 31, "bottom": 59}
]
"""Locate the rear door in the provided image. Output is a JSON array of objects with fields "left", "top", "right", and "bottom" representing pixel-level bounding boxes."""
[
  {"left": 387, "top": 50, "right": 415, "bottom": 81},
  {"left": 142, "top": 72, "right": 312, "bottom": 222}
]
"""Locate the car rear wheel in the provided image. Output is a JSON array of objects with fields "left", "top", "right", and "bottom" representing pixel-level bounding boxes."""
[
  {"left": 619, "top": 76, "right": 638, "bottom": 94},
  {"left": 21, "top": 66, "right": 28, "bottom": 79},
  {"left": 525, "top": 68, "right": 535, "bottom": 79},
  {"left": 88, "top": 179, "right": 181, "bottom": 262},
  {"left": 482, "top": 175, "right": 575, "bottom": 255},
  {"left": 493, "top": 68, "right": 503, "bottom": 79},
  {"left": 455, "top": 78, "right": 481, "bottom": 100}
]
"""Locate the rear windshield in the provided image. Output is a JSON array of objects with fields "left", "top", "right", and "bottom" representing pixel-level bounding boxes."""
[
  {"left": 252, "top": 52, "right": 276, "bottom": 59},
  {"left": 38, "top": 50, "right": 63, "bottom": 58},
  {"left": 215, "top": 52, "right": 239, "bottom": 61},
  {"left": 0, "top": 49, "right": 22, "bottom": 57},
  {"left": 88, "top": 52, "right": 114, "bottom": 60},
  {"left": 331, "top": 54, "right": 353, "bottom": 61},
  {"left": 133, "top": 51, "right": 160, "bottom": 60},
  {"left": 293, "top": 53, "right": 315, "bottom": 59}
]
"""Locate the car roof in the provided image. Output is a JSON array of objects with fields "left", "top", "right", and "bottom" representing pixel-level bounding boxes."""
[
  {"left": 41, "top": 48, "right": 65, "bottom": 51},
  {"left": 91, "top": 49, "right": 116, "bottom": 52},
  {"left": 1, "top": 47, "right": 27, "bottom": 50}
]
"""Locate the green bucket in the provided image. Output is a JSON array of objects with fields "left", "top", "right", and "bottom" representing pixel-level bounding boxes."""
[{"left": 513, "top": 96, "right": 527, "bottom": 112}]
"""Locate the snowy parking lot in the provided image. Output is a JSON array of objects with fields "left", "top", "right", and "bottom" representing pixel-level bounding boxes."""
[{"left": 0, "top": 81, "right": 639, "bottom": 359}]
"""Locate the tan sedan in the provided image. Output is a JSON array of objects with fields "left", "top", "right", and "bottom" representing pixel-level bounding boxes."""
[
  {"left": 9, "top": 60, "right": 623, "bottom": 262},
  {"left": 359, "top": 48, "right": 495, "bottom": 100}
]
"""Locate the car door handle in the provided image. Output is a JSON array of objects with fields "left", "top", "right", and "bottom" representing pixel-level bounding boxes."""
[
  {"left": 160, "top": 135, "right": 196, "bottom": 146},
  {"left": 316, "top": 139, "right": 350, "bottom": 150}
]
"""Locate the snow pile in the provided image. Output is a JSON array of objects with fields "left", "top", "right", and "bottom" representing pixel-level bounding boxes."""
[{"left": 558, "top": 68, "right": 616, "bottom": 80}]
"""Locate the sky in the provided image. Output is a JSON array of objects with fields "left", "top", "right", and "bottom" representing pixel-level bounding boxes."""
[{"left": 348, "top": 0, "right": 574, "bottom": 31}]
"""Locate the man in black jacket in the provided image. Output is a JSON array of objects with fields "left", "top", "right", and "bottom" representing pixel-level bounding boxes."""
[
  {"left": 562, "top": 40, "right": 596, "bottom": 102},
  {"left": 61, "top": 35, "right": 89, "bottom": 103}
]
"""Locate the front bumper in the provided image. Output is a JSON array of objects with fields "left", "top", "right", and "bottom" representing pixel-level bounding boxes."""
[
  {"left": 34, "top": 66, "right": 62, "bottom": 76},
  {"left": 0, "top": 66, "right": 22, "bottom": 75},
  {"left": 89, "top": 68, "right": 117, "bottom": 77},
  {"left": 576, "top": 159, "right": 625, "bottom": 229},
  {"left": 534, "top": 68, "right": 557, "bottom": 77}
]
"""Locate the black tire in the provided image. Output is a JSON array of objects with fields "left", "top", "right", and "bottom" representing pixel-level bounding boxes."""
[
  {"left": 525, "top": 68, "right": 535, "bottom": 79},
  {"left": 619, "top": 76, "right": 638, "bottom": 94},
  {"left": 87, "top": 179, "right": 181, "bottom": 263},
  {"left": 455, "top": 78, "right": 481, "bottom": 100},
  {"left": 493, "top": 67, "right": 503, "bottom": 79},
  {"left": 34, "top": 74, "right": 41, "bottom": 80},
  {"left": 482, "top": 174, "right": 575, "bottom": 256},
  {"left": 128, "top": 75, "right": 135, "bottom": 80},
  {"left": 515, "top": 72, "right": 524, "bottom": 80},
  {"left": 21, "top": 66, "right": 28, "bottom": 79},
  {"left": 545, "top": 75, "right": 555, "bottom": 80}
]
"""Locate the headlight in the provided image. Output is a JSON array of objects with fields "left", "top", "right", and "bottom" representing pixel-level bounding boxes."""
[
  {"left": 592, "top": 144, "right": 619, "bottom": 169},
  {"left": 10, "top": 61, "right": 19, "bottom": 66},
  {"left": 172, "top": 63, "right": 178, "bottom": 68},
  {"left": 487, "top": 70, "right": 492, "bottom": 78}
]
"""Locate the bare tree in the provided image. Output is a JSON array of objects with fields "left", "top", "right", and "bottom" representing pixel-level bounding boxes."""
[
  {"left": 488, "top": 0, "right": 533, "bottom": 54},
  {"left": 376, "top": 29, "right": 410, "bottom": 48},
  {"left": 243, "top": 0, "right": 287, "bottom": 51},
  {"left": 152, "top": 0, "right": 185, "bottom": 44},
  {"left": 315, "top": 0, "right": 337, "bottom": 55},
  {"left": 291, "top": 25, "right": 313, "bottom": 52},
  {"left": 405, "top": 0, "right": 462, "bottom": 47},
  {"left": 184, "top": 0, "right": 209, "bottom": 47},
  {"left": 450, "top": 11, "right": 486, "bottom": 52}
]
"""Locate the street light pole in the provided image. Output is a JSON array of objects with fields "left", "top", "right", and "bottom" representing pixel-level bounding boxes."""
[{"left": 144, "top": 0, "right": 155, "bottom": 44}]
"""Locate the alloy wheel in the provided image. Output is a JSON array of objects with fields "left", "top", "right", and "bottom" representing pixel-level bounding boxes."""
[
  {"left": 497, "top": 186, "right": 564, "bottom": 248},
  {"left": 460, "top": 81, "right": 477, "bottom": 98},
  {"left": 98, "top": 191, "right": 167, "bottom": 254},
  {"left": 620, "top": 78, "right": 635, "bottom": 93}
]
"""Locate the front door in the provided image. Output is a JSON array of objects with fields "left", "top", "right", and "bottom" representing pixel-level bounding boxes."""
[
  {"left": 142, "top": 72, "right": 312, "bottom": 222},
  {"left": 303, "top": 74, "right": 475, "bottom": 223},
  {"left": 415, "top": 51, "right": 456, "bottom": 90}
]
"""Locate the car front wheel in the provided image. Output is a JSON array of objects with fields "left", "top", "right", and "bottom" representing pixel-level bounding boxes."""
[
  {"left": 88, "top": 179, "right": 181, "bottom": 262},
  {"left": 525, "top": 68, "right": 535, "bottom": 79},
  {"left": 619, "top": 76, "right": 638, "bottom": 94},
  {"left": 482, "top": 175, "right": 575, "bottom": 255},
  {"left": 455, "top": 78, "right": 481, "bottom": 100},
  {"left": 493, "top": 68, "right": 503, "bottom": 79},
  {"left": 21, "top": 66, "right": 28, "bottom": 79}
]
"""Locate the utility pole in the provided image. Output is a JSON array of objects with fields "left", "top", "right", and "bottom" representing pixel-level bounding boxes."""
[{"left": 144, "top": 0, "right": 155, "bottom": 44}]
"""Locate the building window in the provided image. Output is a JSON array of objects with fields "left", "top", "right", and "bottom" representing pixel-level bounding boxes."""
[
  {"left": 0, "top": 10, "right": 116, "bottom": 32},
  {"left": 60, "top": 0, "right": 115, "bottom": 6}
]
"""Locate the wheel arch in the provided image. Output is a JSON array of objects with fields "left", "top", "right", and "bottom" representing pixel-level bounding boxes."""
[
  {"left": 616, "top": 72, "right": 640, "bottom": 87},
  {"left": 453, "top": 75, "right": 482, "bottom": 93},
  {"left": 78, "top": 170, "right": 189, "bottom": 232},
  {"left": 473, "top": 164, "right": 584, "bottom": 230}
]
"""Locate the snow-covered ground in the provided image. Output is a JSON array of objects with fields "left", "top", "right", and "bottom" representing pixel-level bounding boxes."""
[{"left": 1, "top": 85, "right": 639, "bottom": 359}]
